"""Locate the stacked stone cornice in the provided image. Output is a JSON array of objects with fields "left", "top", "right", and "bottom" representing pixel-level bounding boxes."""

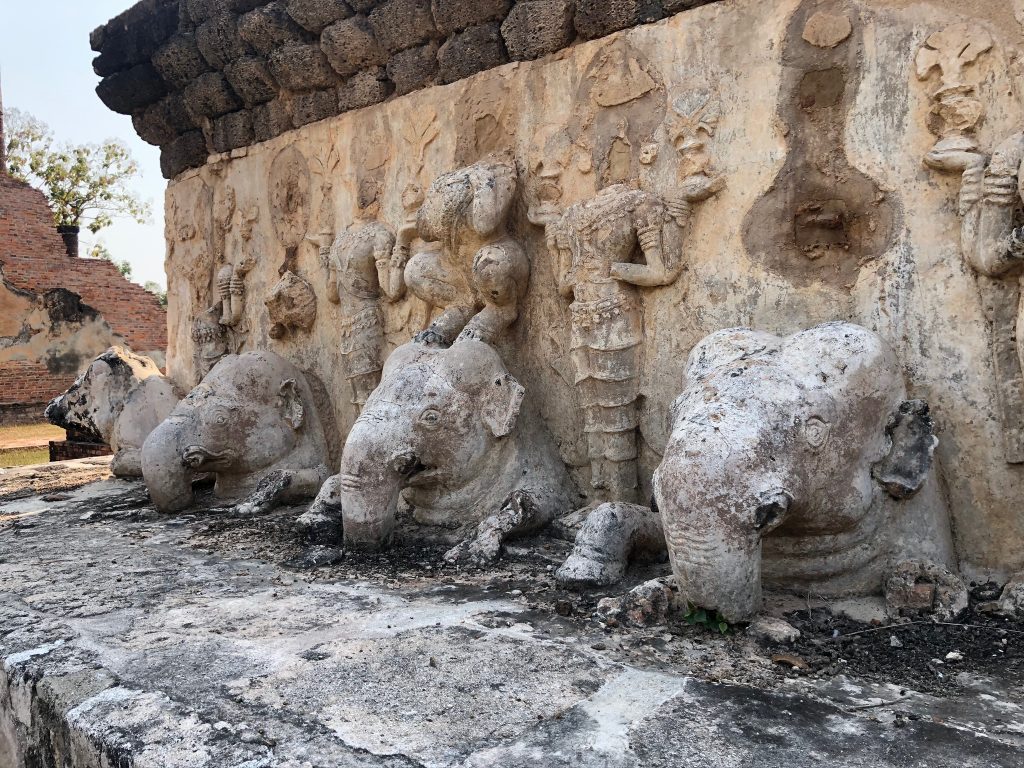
[{"left": 92, "top": 0, "right": 716, "bottom": 178}]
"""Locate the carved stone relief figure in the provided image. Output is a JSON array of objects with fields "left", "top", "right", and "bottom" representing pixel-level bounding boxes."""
[
  {"left": 269, "top": 146, "right": 312, "bottom": 253},
  {"left": 322, "top": 178, "right": 397, "bottom": 409},
  {"left": 142, "top": 350, "right": 331, "bottom": 515},
  {"left": 191, "top": 183, "right": 257, "bottom": 380},
  {"left": 916, "top": 24, "right": 993, "bottom": 169},
  {"left": 405, "top": 155, "right": 530, "bottom": 346},
  {"left": 530, "top": 94, "right": 723, "bottom": 504},
  {"left": 919, "top": 29, "right": 1024, "bottom": 462},
  {"left": 266, "top": 271, "right": 318, "bottom": 340}
]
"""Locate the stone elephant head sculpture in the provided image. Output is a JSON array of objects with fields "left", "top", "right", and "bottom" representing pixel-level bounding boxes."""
[
  {"left": 653, "top": 322, "right": 954, "bottom": 623},
  {"left": 45, "top": 346, "right": 183, "bottom": 477},
  {"left": 306, "top": 339, "right": 573, "bottom": 560},
  {"left": 141, "top": 351, "right": 330, "bottom": 513}
]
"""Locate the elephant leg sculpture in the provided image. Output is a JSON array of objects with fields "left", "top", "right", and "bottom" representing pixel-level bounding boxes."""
[
  {"left": 299, "top": 339, "right": 575, "bottom": 563},
  {"left": 555, "top": 503, "right": 667, "bottom": 588}
]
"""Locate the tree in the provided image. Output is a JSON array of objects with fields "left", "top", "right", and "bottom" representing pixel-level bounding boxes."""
[
  {"left": 144, "top": 281, "right": 168, "bottom": 307},
  {"left": 87, "top": 242, "right": 133, "bottom": 279},
  {"left": 5, "top": 109, "right": 151, "bottom": 234}
]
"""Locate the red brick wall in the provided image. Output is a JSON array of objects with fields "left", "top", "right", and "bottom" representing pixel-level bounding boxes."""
[
  {"left": 0, "top": 176, "right": 167, "bottom": 353},
  {"left": 0, "top": 175, "right": 168, "bottom": 419},
  {"left": 0, "top": 361, "right": 68, "bottom": 406}
]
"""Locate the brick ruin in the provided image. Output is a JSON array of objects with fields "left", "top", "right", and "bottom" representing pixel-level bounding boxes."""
[{"left": 0, "top": 121, "right": 168, "bottom": 427}]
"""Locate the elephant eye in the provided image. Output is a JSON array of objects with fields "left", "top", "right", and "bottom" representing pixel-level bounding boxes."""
[{"left": 419, "top": 409, "right": 442, "bottom": 428}]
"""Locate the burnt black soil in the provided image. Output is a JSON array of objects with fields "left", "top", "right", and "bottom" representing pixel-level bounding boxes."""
[
  {"left": 63, "top": 479, "right": 1024, "bottom": 700},
  {"left": 781, "top": 604, "right": 1024, "bottom": 695}
]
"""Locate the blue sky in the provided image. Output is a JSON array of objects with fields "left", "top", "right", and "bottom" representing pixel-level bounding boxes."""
[{"left": 2, "top": 1, "right": 167, "bottom": 288}]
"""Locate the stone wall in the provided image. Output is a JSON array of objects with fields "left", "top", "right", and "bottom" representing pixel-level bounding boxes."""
[
  {"left": 91, "top": 0, "right": 717, "bottom": 178},
  {"left": 158, "top": 0, "right": 1024, "bottom": 579},
  {"left": 0, "top": 175, "right": 168, "bottom": 423}
]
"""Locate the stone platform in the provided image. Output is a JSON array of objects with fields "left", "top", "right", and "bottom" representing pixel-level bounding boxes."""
[{"left": 1, "top": 471, "right": 1022, "bottom": 767}]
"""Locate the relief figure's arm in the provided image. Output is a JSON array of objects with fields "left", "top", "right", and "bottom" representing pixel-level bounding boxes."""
[
  {"left": 612, "top": 201, "right": 681, "bottom": 288},
  {"left": 374, "top": 229, "right": 404, "bottom": 302},
  {"left": 962, "top": 137, "right": 1024, "bottom": 278}
]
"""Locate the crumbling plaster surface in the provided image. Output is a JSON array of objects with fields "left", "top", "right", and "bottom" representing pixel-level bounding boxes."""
[
  {"left": 0, "top": 476, "right": 1022, "bottom": 767},
  {"left": 165, "top": 0, "right": 1024, "bottom": 577}
]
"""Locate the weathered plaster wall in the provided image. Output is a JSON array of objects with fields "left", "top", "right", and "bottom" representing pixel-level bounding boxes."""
[
  {"left": 165, "top": 0, "right": 1024, "bottom": 577},
  {"left": 0, "top": 176, "right": 169, "bottom": 423}
]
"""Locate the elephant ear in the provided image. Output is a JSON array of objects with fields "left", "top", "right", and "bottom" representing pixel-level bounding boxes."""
[
  {"left": 871, "top": 400, "right": 938, "bottom": 499},
  {"left": 481, "top": 373, "right": 525, "bottom": 437},
  {"left": 278, "top": 379, "right": 305, "bottom": 430}
]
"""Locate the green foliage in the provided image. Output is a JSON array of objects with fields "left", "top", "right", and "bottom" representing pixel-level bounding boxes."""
[
  {"left": 682, "top": 603, "right": 731, "bottom": 634},
  {"left": 87, "top": 243, "right": 133, "bottom": 279},
  {"left": 144, "top": 281, "right": 168, "bottom": 307},
  {"left": 5, "top": 109, "right": 151, "bottom": 234}
]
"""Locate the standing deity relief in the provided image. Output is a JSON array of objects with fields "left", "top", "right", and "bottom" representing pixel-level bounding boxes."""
[
  {"left": 528, "top": 81, "right": 725, "bottom": 504},
  {"left": 919, "top": 25, "right": 1024, "bottom": 463},
  {"left": 191, "top": 182, "right": 259, "bottom": 381},
  {"left": 320, "top": 177, "right": 397, "bottom": 410}
]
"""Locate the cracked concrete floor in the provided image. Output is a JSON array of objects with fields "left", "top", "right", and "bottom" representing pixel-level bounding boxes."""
[{"left": 1, "top": 469, "right": 1022, "bottom": 767}]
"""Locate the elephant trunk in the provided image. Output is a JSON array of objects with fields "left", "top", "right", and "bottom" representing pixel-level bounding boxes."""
[
  {"left": 141, "top": 417, "right": 195, "bottom": 513},
  {"left": 337, "top": 420, "right": 414, "bottom": 551},
  {"left": 663, "top": 516, "right": 764, "bottom": 624},
  {"left": 655, "top": 460, "right": 791, "bottom": 624}
]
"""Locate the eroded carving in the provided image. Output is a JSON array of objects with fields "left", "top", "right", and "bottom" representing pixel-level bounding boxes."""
[
  {"left": 916, "top": 24, "right": 993, "bottom": 167},
  {"left": 649, "top": 323, "right": 953, "bottom": 623},
  {"left": 924, "top": 107, "right": 1024, "bottom": 460},
  {"left": 742, "top": 0, "right": 896, "bottom": 285},
  {"left": 269, "top": 145, "right": 312, "bottom": 250},
  {"left": 299, "top": 340, "right": 574, "bottom": 563},
  {"left": 141, "top": 350, "right": 331, "bottom": 514},
  {"left": 266, "top": 271, "right": 317, "bottom": 340},
  {"left": 45, "top": 347, "right": 184, "bottom": 478},
  {"left": 322, "top": 212, "right": 395, "bottom": 407},
  {"left": 405, "top": 156, "right": 529, "bottom": 346}
]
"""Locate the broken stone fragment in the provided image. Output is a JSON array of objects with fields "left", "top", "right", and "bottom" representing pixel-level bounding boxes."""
[
  {"left": 802, "top": 11, "right": 852, "bottom": 49},
  {"left": 995, "top": 572, "right": 1024, "bottom": 618},
  {"left": 748, "top": 617, "right": 801, "bottom": 644},
  {"left": 596, "top": 578, "right": 673, "bottom": 628},
  {"left": 884, "top": 559, "right": 969, "bottom": 622}
]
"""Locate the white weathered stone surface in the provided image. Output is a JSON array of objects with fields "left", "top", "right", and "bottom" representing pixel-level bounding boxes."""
[
  {"left": 1, "top": 476, "right": 1022, "bottom": 767},
  {"left": 163, "top": 0, "right": 1024, "bottom": 582},
  {"left": 141, "top": 350, "right": 332, "bottom": 513},
  {"left": 654, "top": 322, "right": 955, "bottom": 622},
  {"left": 44, "top": 346, "right": 184, "bottom": 477}
]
